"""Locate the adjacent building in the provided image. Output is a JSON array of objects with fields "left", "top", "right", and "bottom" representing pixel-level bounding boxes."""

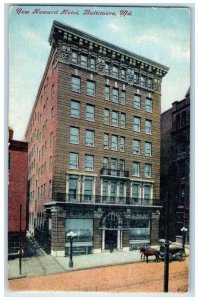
[
  {"left": 25, "top": 21, "right": 168, "bottom": 256},
  {"left": 8, "top": 128, "right": 28, "bottom": 255},
  {"left": 160, "top": 88, "right": 190, "bottom": 242}
]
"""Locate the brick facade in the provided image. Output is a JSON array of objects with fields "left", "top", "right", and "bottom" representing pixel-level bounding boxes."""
[
  {"left": 160, "top": 89, "right": 190, "bottom": 242},
  {"left": 25, "top": 21, "right": 168, "bottom": 256},
  {"left": 8, "top": 131, "right": 28, "bottom": 254}
]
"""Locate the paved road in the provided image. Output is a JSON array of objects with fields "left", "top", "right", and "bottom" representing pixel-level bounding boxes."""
[{"left": 8, "top": 259, "right": 189, "bottom": 294}]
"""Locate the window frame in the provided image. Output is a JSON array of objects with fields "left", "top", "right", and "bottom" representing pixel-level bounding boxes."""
[
  {"left": 69, "top": 152, "right": 79, "bottom": 170},
  {"left": 133, "top": 116, "right": 141, "bottom": 132},
  {"left": 87, "top": 80, "right": 96, "bottom": 97},
  {"left": 85, "top": 130, "right": 95, "bottom": 147},
  {"left": 70, "top": 127, "right": 80, "bottom": 144},
  {"left": 71, "top": 100, "right": 80, "bottom": 118},
  {"left": 85, "top": 155, "right": 94, "bottom": 171},
  {"left": 71, "top": 76, "right": 81, "bottom": 93}
]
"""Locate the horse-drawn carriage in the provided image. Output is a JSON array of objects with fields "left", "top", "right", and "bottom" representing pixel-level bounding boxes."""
[{"left": 140, "top": 241, "right": 186, "bottom": 263}]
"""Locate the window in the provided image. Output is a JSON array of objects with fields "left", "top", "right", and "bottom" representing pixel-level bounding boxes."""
[
  {"left": 90, "top": 58, "right": 96, "bottom": 70},
  {"left": 87, "top": 81, "right": 95, "bottom": 96},
  {"left": 110, "top": 182, "right": 117, "bottom": 201},
  {"left": 140, "top": 76, "right": 145, "bottom": 87},
  {"left": 132, "top": 183, "right": 140, "bottom": 202},
  {"left": 49, "top": 156, "right": 52, "bottom": 171},
  {"left": 145, "top": 120, "right": 152, "bottom": 134},
  {"left": 71, "top": 100, "right": 80, "bottom": 118},
  {"left": 112, "top": 111, "right": 118, "bottom": 127},
  {"left": 147, "top": 78, "right": 153, "bottom": 89},
  {"left": 68, "top": 176, "right": 78, "bottom": 200},
  {"left": 51, "top": 84, "right": 54, "bottom": 100},
  {"left": 104, "top": 133, "right": 109, "bottom": 149},
  {"left": 104, "top": 86, "right": 110, "bottom": 101},
  {"left": 133, "top": 162, "right": 140, "bottom": 176},
  {"left": 120, "top": 137, "right": 125, "bottom": 152},
  {"left": 120, "top": 160, "right": 125, "bottom": 177},
  {"left": 134, "top": 73, "right": 139, "bottom": 84},
  {"left": 112, "top": 88, "right": 119, "bottom": 103},
  {"left": 111, "top": 135, "right": 118, "bottom": 151},
  {"left": 71, "top": 76, "right": 80, "bottom": 92},
  {"left": 71, "top": 51, "right": 77, "bottom": 64},
  {"left": 102, "top": 180, "right": 108, "bottom": 198},
  {"left": 48, "top": 180, "right": 52, "bottom": 199},
  {"left": 103, "top": 157, "right": 109, "bottom": 169},
  {"left": 86, "top": 104, "right": 95, "bottom": 121},
  {"left": 133, "top": 140, "right": 140, "bottom": 154},
  {"left": 105, "top": 63, "right": 110, "bottom": 75},
  {"left": 145, "top": 142, "right": 152, "bottom": 156},
  {"left": 85, "top": 155, "right": 94, "bottom": 171},
  {"left": 133, "top": 117, "right": 141, "bottom": 132},
  {"left": 69, "top": 153, "right": 78, "bottom": 169},
  {"left": 120, "top": 113, "right": 126, "bottom": 128},
  {"left": 50, "top": 132, "right": 53, "bottom": 148},
  {"left": 121, "top": 69, "right": 126, "bottom": 80},
  {"left": 111, "top": 159, "right": 117, "bottom": 175},
  {"left": 84, "top": 177, "right": 93, "bottom": 201},
  {"left": 104, "top": 109, "right": 110, "bottom": 124},
  {"left": 144, "top": 164, "right": 152, "bottom": 177},
  {"left": 70, "top": 127, "right": 79, "bottom": 144},
  {"left": 133, "top": 95, "right": 141, "bottom": 109},
  {"left": 121, "top": 91, "right": 126, "bottom": 105},
  {"left": 145, "top": 98, "right": 152, "bottom": 112},
  {"left": 80, "top": 54, "right": 88, "bottom": 68},
  {"left": 143, "top": 185, "right": 151, "bottom": 201},
  {"left": 112, "top": 66, "right": 119, "bottom": 78},
  {"left": 85, "top": 130, "right": 94, "bottom": 147}
]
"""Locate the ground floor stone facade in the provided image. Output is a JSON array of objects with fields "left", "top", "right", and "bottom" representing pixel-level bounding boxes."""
[{"left": 40, "top": 203, "right": 161, "bottom": 257}]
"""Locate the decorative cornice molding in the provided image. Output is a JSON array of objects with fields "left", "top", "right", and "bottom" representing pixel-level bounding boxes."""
[{"left": 49, "top": 20, "right": 169, "bottom": 76}]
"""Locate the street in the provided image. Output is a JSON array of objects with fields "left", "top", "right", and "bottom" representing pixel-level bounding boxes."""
[{"left": 8, "top": 258, "right": 189, "bottom": 293}]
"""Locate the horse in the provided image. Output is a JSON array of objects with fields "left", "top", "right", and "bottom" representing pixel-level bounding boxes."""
[{"left": 140, "top": 247, "right": 160, "bottom": 263}]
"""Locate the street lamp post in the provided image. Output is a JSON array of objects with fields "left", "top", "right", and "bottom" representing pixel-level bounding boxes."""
[
  {"left": 67, "top": 231, "right": 78, "bottom": 268},
  {"left": 181, "top": 226, "right": 187, "bottom": 253}
]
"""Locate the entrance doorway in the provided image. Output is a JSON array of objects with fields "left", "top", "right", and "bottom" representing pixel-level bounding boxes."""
[{"left": 105, "top": 230, "right": 117, "bottom": 250}]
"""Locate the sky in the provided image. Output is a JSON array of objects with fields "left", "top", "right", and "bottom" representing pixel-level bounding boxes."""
[{"left": 9, "top": 4, "right": 190, "bottom": 140}]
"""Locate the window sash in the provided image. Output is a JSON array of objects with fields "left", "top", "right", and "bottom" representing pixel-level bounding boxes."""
[
  {"left": 81, "top": 55, "right": 88, "bottom": 67},
  {"left": 69, "top": 153, "right": 78, "bottom": 169},
  {"left": 86, "top": 105, "right": 94, "bottom": 121},
  {"left": 133, "top": 95, "right": 141, "bottom": 109},
  {"left": 71, "top": 52, "right": 77, "bottom": 64},
  {"left": 85, "top": 156, "right": 93, "bottom": 170},
  {"left": 112, "top": 88, "right": 119, "bottom": 103},
  {"left": 104, "top": 109, "right": 110, "bottom": 124},
  {"left": 145, "top": 165, "right": 152, "bottom": 177},
  {"left": 133, "top": 163, "right": 140, "bottom": 176},
  {"left": 112, "top": 112, "right": 118, "bottom": 127},
  {"left": 103, "top": 158, "right": 109, "bottom": 169},
  {"left": 85, "top": 131, "right": 94, "bottom": 146},
  {"left": 104, "top": 134, "right": 109, "bottom": 148},
  {"left": 112, "top": 66, "right": 119, "bottom": 78},
  {"left": 133, "top": 117, "right": 141, "bottom": 131},
  {"left": 120, "top": 113, "right": 126, "bottom": 128},
  {"left": 120, "top": 137, "right": 125, "bottom": 152},
  {"left": 87, "top": 81, "right": 95, "bottom": 96},
  {"left": 145, "top": 120, "right": 152, "bottom": 134},
  {"left": 71, "top": 101, "right": 80, "bottom": 118},
  {"left": 72, "top": 77, "right": 80, "bottom": 92},
  {"left": 111, "top": 159, "right": 117, "bottom": 170},
  {"left": 111, "top": 135, "right": 118, "bottom": 150},
  {"left": 133, "top": 140, "right": 140, "bottom": 154},
  {"left": 145, "top": 98, "right": 152, "bottom": 112},
  {"left": 121, "top": 91, "right": 126, "bottom": 105},
  {"left": 70, "top": 127, "right": 79, "bottom": 144},
  {"left": 145, "top": 143, "right": 152, "bottom": 156},
  {"left": 90, "top": 58, "right": 96, "bottom": 70},
  {"left": 105, "top": 86, "right": 110, "bottom": 100},
  {"left": 105, "top": 64, "right": 110, "bottom": 74}
]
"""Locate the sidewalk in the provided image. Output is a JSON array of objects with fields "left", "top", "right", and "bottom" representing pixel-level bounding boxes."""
[{"left": 8, "top": 242, "right": 189, "bottom": 279}]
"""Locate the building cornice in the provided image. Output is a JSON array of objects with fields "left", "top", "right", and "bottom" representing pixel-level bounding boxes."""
[{"left": 49, "top": 20, "right": 169, "bottom": 75}]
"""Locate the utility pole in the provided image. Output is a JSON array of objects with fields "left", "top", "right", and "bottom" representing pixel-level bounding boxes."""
[
  {"left": 19, "top": 204, "right": 22, "bottom": 275},
  {"left": 164, "top": 192, "right": 170, "bottom": 292}
]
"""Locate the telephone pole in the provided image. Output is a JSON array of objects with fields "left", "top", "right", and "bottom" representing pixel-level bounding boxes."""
[{"left": 164, "top": 192, "right": 170, "bottom": 292}]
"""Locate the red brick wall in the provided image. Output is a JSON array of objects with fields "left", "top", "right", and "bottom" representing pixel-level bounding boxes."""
[{"left": 8, "top": 148, "right": 28, "bottom": 233}]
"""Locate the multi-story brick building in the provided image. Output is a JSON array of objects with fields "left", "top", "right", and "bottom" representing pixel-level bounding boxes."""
[
  {"left": 8, "top": 128, "right": 28, "bottom": 255},
  {"left": 25, "top": 21, "right": 168, "bottom": 256},
  {"left": 160, "top": 88, "right": 190, "bottom": 242}
]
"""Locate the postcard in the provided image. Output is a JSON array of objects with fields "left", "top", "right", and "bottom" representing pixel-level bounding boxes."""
[{"left": 7, "top": 2, "right": 191, "bottom": 297}]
